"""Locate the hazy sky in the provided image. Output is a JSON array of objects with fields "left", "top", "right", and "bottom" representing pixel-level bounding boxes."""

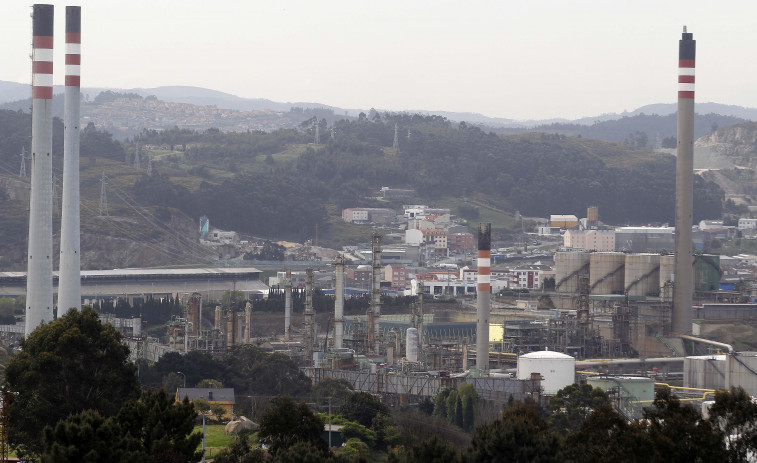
[{"left": 1, "top": 1, "right": 754, "bottom": 120}]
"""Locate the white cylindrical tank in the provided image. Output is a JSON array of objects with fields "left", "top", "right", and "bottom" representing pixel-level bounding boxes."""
[
  {"left": 406, "top": 328, "right": 419, "bottom": 362},
  {"left": 659, "top": 255, "right": 675, "bottom": 290},
  {"left": 517, "top": 350, "right": 575, "bottom": 395},
  {"left": 624, "top": 254, "right": 660, "bottom": 297},
  {"left": 554, "top": 251, "right": 590, "bottom": 293},
  {"left": 589, "top": 252, "right": 626, "bottom": 294}
]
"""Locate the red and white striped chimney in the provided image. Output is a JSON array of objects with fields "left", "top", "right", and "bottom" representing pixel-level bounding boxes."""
[
  {"left": 26, "top": 4, "right": 55, "bottom": 336},
  {"left": 58, "top": 6, "right": 82, "bottom": 313},
  {"left": 476, "top": 223, "right": 491, "bottom": 371},
  {"left": 673, "top": 27, "right": 696, "bottom": 335}
]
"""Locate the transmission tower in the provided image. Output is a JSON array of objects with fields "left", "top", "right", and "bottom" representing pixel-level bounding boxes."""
[
  {"left": 314, "top": 119, "right": 320, "bottom": 144},
  {"left": 133, "top": 144, "right": 141, "bottom": 169},
  {"left": 147, "top": 156, "right": 153, "bottom": 176},
  {"left": 99, "top": 171, "right": 109, "bottom": 216},
  {"left": 18, "top": 147, "right": 27, "bottom": 178},
  {"left": 392, "top": 123, "right": 400, "bottom": 151}
]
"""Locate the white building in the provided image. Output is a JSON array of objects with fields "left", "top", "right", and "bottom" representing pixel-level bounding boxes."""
[
  {"left": 563, "top": 229, "right": 615, "bottom": 252},
  {"left": 738, "top": 218, "right": 757, "bottom": 230}
]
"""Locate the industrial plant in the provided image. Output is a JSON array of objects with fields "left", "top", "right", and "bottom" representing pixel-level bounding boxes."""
[{"left": 12, "top": 5, "right": 757, "bottom": 428}]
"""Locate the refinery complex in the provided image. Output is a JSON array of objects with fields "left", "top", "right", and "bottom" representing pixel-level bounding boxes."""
[{"left": 12, "top": 5, "right": 757, "bottom": 421}]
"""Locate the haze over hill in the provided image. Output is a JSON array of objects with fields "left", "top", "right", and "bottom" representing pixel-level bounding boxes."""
[{"left": 3, "top": 80, "right": 757, "bottom": 131}]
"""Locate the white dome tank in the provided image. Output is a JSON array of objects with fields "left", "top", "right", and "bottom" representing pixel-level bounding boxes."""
[
  {"left": 554, "top": 251, "right": 590, "bottom": 293},
  {"left": 517, "top": 350, "right": 575, "bottom": 395},
  {"left": 406, "top": 328, "right": 419, "bottom": 362},
  {"left": 589, "top": 252, "right": 626, "bottom": 294},
  {"left": 624, "top": 254, "right": 660, "bottom": 297}
]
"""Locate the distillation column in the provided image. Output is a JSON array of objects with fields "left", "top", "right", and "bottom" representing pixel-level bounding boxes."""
[
  {"left": 26, "top": 4, "right": 55, "bottom": 336},
  {"left": 284, "top": 270, "right": 292, "bottom": 341},
  {"left": 334, "top": 255, "right": 345, "bottom": 349},
  {"left": 673, "top": 27, "right": 696, "bottom": 335},
  {"left": 304, "top": 268, "right": 315, "bottom": 361},
  {"left": 371, "top": 233, "right": 382, "bottom": 354}
]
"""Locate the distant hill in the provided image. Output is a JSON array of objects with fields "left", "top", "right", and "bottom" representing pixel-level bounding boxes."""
[
  {"left": 2, "top": 79, "right": 756, "bottom": 132},
  {"left": 514, "top": 113, "right": 749, "bottom": 146}
]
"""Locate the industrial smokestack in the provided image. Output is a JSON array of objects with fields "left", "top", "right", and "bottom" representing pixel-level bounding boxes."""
[
  {"left": 334, "top": 255, "right": 345, "bottom": 349},
  {"left": 371, "top": 233, "right": 382, "bottom": 354},
  {"left": 244, "top": 301, "right": 251, "bottom": 344},
  {"left": 214, "top": 305, "right": 222, "bottom": 331},
  {"left": 26, "top": 4, "right": 55, "bottom": 336},
  {"left": 673, "top": 27, "right": 696, "bottom": 335},
  {"left": 284, "top": 270, "right": 292, "bottom": 340},
  {"left": 304, "top": 268, "right": 315, "bottom": 360},
  {"left": 226, "top": 309, "right": 235, "bottom": 346},
  {"left": 188, "top": 293, "right": 201, "bottom": 337},
  {"left": 58, "top": 6, "right": 82, "bottom": 313},
  {"left": 476, "top": 223, "right": 491, "bottom": 370}
]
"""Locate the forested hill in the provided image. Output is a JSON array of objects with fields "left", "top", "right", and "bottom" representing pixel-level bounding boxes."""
[
  {"left": 0, "top": 110, "right": 724, "bottom": 267},
  {"left": 497, "top": 112, "right": 747, "bottom": 147},
  {"left": 132, "top": 112, "right": 723, "bottom": 233}
]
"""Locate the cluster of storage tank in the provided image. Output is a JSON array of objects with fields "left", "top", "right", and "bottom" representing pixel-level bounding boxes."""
[{"left": 555, "top": 251, "right": 719, "bottom": 297}]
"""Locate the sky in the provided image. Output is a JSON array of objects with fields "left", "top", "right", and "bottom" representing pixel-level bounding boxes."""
[{"left": 1, "top": 0, "right": 754, "bottom": 120}]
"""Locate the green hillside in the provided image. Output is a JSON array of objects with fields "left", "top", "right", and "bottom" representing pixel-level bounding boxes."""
[{"left": 0, "top": 109, "right": 726, "bottom": 269}]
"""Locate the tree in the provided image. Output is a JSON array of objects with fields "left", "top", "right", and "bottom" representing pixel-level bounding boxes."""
[
  {"left": 707, "top": 386, "right": 757, "bottom": 463},
  {"left": 641, "top": 388, "right": 727, "bottom": 462},
  {"left": 338, "top": 391, "right": 390, "bottom": 428},
  {"left": 389, "top": 435, "right": 461, "bottom": 463},
  {"left": 562, "top": 403, "right": 652, "bottom": 463},
  {"left": 446, "top": 390, "right": 459, "bottom": 424},
  {"left": 258, "top": 395, "right": 326, "bottom": 456},
  {"left": 432, "top": 389, "right": 450, "bottom": 419},
  {"left": 196, "top": 378, "right": 223, "bottom": 388},
  {"left": 5, "top": 307, "right": 140, "bottom": 457},
  {"left": 116, "top": 389, "right": 202, "bottom": 462},
  {"left": 547, "top": 383, "right": 609, "bottom": 435},
  {"left": 310, "top": 378, "right": 354, "bottom": 408},
  {"left": 458, "top": 383, "right": 478, "bottom": 432},
  {"left": 41, "top": 410, "right": 142, "bottom": 463},
  {"left": 211, "top": 431, "right": 265, "bottom": 463},
  {"left": 467, "top": 400, "right": 563, "bottom": 463}
]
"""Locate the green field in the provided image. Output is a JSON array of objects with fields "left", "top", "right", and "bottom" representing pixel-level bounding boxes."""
[{"left": 194, "top": 423, "right": 258, "bottom": 458}]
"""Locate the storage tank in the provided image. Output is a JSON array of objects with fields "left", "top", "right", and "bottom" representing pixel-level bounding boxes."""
[
  {"left": 624, "top": 254, "right": 660, "bottom": 297},
  {"left": 684, "top": 355, "right": 726, "bottom": 391},
  {"left": 589, "top": 252, "right": 626, "bottom": 295},
  {"left": 517, "top": 350, "right": 575, "bottom": 395},
  {"left": 406, "top": 328, "right": 419, "bottom": 362},
  {"left": 694, "top": 254, "right": 721, "bottom": 292},
  {"left": 554, "top": 251, "right": 590, "bottom": 293},
  {"left": 659, "top": 255, "right": 675, "bottom": 291}
]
